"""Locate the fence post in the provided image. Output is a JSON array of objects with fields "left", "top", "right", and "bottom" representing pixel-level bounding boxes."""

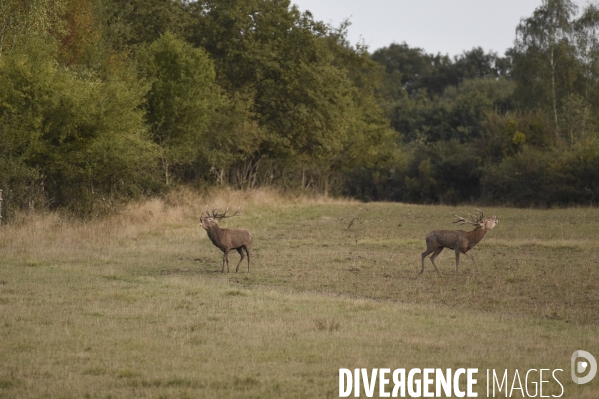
[{"left": 0, "top": 189, "right": 3, "bottom": 225}]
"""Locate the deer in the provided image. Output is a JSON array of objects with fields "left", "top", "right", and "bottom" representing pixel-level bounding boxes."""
[
  {"left": 199, "top": 207, "right": 252, "bottom": 273},
  {"left": 420, "top": 209, "right": 498, "bottom": 275}
]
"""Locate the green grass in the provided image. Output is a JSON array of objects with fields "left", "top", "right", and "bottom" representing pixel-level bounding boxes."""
[{"left": 0, "top": 190, "right": 598, "bottom": 398}]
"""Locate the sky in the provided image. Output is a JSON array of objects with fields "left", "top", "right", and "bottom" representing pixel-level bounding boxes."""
[{"left": 291, "top": 0, "right": 591, "bottom": 56}]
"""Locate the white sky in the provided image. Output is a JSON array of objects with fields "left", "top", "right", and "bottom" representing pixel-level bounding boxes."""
[{"left": 291, "top": 0, "right": 592, "bottom": 56}]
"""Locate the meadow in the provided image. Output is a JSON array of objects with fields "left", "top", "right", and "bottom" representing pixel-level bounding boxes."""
[{"left": 0, "top": 188, "right": 598, "bottom": 398}]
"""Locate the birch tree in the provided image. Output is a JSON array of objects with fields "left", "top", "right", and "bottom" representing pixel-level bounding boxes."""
[{"left": 511, "top": 0, "right": 578, "bottom": 142}]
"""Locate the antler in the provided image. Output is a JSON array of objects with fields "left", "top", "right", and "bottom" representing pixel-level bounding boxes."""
[
  {"left": 207, "top": 206, "right": 241, "bottom": 220},
  {"left": 453, "top": 208, "right": 484, "bottom": 225}
]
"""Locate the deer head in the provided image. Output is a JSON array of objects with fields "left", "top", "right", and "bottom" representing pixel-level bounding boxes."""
[
  {"left": 199, "top": 206, "right": 241, "bottom": 230},
  {"left": 453, "top": 208, "right": 498, "bottom": 230}
]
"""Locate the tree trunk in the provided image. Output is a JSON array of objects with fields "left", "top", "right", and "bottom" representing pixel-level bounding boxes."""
[
  {"left": 301, "top": 166, "right": 306, "bottom": 189},
  {"left": 322, "top": 172, "right": 329, "bottom": 198},
  {"left": 161, "top": 157, "right": 170, "bottom": 185},
  {"left": 550, "top": 46, "right": 560, "bottom": 142}
]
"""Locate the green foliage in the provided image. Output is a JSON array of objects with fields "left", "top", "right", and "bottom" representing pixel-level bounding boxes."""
[
  {"left": 198, "top": 90, "right": 266, "bottom": 188},
  {"left": 99, "top": 0, "right": 192, "bottom": 50},
  {"left": 404, "top": 158, "right": 438, "bottom": 203},
  {"left": 372, "top": 44, "right": 510, "bottom": 99},
  {"left": 0, "top": 0, "right": 68, "bottom": 56},
  {"left": 346, "top": 140, "right": 482, "bottom": 204},
  {"left": 385, "top": 78, "right": 515, "bottom": 144},
  {"left": 5, "top": 0, "right": 599, "bottom": 210},
  {"left": 510, "top": 0, "right": 581, "bottom": 140},
  {"left": 482, "top": 140, "right": 599, "bottom": 206},
  {"left": 401, "top": 141, "right": 482, "bottom": 204},
  {"left": 572, "top": 4, "right": 599, "bottom": 118},
  {"left": 185, "top": 0, "right": 396, "bottom": 195},
  {"left": 558, "top": 93, "right": 592, "bottom": 144},
  {"left": 483, "top": 110, "right": 553, "bottom": 159},
  {"left": 366, "top": 1, "right": 599, "bottom": 205},
  {"left": 0, "top": 36, "right": 158, "bottom": 216},
  {"left": 138, "top": 31, "right": 218, "bottom": 184}
]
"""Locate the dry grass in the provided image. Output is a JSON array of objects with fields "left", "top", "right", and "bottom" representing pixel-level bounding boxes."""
[
  {"left": 0, "top": 188, "right": 598, "bottom": 398},
  {"left": 0, "top": 186, "right": 332, "bottom": 258}
]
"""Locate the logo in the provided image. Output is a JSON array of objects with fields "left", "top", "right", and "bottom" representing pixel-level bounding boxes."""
[{"left": 571, "top": 350, "right": 597, "bottom": 385}]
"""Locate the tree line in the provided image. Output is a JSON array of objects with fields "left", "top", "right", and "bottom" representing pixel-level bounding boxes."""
[
  {"left": 0, "top": 0, "right": 598, "bottom": 218},
  {"left": 353, "top": 0, "right": 599, "bottom": 206}
]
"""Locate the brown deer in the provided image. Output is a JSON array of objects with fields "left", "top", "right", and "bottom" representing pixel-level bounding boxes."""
[
  {"left": 421, "top": 209, "right": 498, "bottom": 275},
  {"left": 199, "top": 207, "right": 252, "bottom": 273}
]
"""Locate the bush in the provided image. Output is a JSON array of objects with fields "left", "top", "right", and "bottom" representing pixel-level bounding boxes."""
[
  {"left": 0, "top": 37, "right": 159, "bottom": 217},
  {"left": 481, "top": 141, "right": 599, "bottom": 206}
]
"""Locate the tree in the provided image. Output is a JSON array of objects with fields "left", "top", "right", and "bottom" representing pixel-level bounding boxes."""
[
  {"left": 139, "top": 31, "right": 219, "bottom": 185},
  {"left": 185, "top": 0, "right": 396, "bottom": 195},
  {"left": 511, "top": 0, "right": 579, "bottom": 141},
  {"left": 454, "top": 47, "right": 508, "bottom": 80},
  {"left": 0, "top": 0, "right": 68, "bottom": 56},
  {"left": 573, "top": 4, "right": 599, "bottom": 102},
  {"left": 98, "top": 0, "right": 192, "bottom": 51},
  {"left": 372, "top": 44, "right": 509, "bottom": 99},
  {"left": 0, "top": 36, "right": 158, "bottom": 216},
  {"left": 570, "top": 4, "right": 599, "bottom": 139},
  {"left": 371, "top": 42, "right": 435, "bottom": 97},
  {"left": 201, "top": 90, "right": 266, "bottom": 188}
]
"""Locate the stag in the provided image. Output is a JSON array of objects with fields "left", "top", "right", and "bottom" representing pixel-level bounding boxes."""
[
  {"left": 420, "top": 209, "right": 498, "bottom": 275},
  {"left": 199, "top": 207, "right": 252, "bottom": 273}
]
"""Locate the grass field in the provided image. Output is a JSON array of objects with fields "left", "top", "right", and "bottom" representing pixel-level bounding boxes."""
[{"left": 0, "top": 188, "right": 598, "bottom": 398}]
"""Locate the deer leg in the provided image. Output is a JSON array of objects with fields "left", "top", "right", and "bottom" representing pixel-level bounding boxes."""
[
  {"left": 223, "top": 249, "right": 230, "bottom": 273},
  {"left": 234, "top": 248, "right": 245, "bottom": 273},
  {"left": 245, "top": 246, "right": 251, "bottom": 273},
  {"left": 421, "top": 248, "right": 434, "bottom": 273},
  {"left": 454, "top": 247, "right": 461, "bottom": 275},
  {"left": 463, "top": 251, "right": 479, "bottom": 273},
  {"left": 429, "top": 248, "right": 443, "bottom": 273}
]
